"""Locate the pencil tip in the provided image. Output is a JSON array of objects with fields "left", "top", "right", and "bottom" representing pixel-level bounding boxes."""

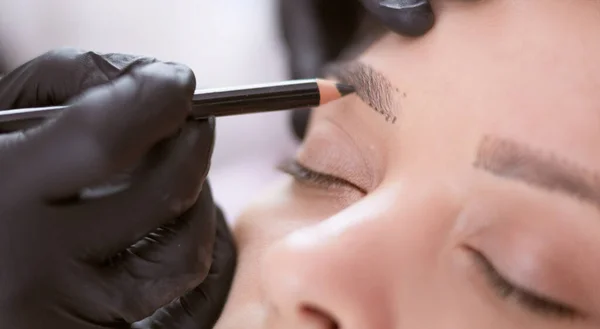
[{"left": 336, "top": 83, "right": 355, "bottom": 96}]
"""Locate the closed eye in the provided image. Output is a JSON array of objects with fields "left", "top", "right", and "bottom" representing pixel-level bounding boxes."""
[
  {"left": 278, "top": 159, "right": 367, "bottom": 194},
  {"left": 466, "top": 247, "right": 581, "bottom": 321}
]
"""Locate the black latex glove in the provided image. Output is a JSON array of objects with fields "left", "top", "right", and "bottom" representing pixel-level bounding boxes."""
[
  {"left": 280, "top": 0, "right": 366, "bottom": 140},
  {"left": 279, "top": 0, "right": 365, "bottom": 79},
  {"left": 279, "top": 0, "right": 433, "bottom": 79},
  {"left": 133, "top": 207, "right": 236, "bottom": 329},
  {"left": 0, "top": 48, "right": 235, "bottom": 329},
  {"left": 359, "top": 0, "right": 434, "bottom": 37}
]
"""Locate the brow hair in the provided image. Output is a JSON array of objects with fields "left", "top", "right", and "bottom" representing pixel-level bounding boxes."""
[
  {"left": 475, "top": 135, "right": 600, "bottom": 209},
  {"left": 323, "top": 61, "right": 399, "bottom": 123}
]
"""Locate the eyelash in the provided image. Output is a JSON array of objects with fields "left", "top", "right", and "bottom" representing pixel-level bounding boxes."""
[
  {"left": 467, "top": 247, "right": 580, "bottom": 321},
  {"left": 278, "top": 159, "right": 367, "bottom": 194}
]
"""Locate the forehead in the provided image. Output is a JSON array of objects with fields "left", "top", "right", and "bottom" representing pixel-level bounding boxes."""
[{"left": 351, "top": 0, "right": 600, "bottom": 171}]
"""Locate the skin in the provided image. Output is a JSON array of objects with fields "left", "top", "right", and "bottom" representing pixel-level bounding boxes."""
[{"left": 214, "top": 1, "right": 600, "bottom": 328}]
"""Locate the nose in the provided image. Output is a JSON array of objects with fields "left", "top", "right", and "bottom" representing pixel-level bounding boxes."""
[{"left": 260, "top": 201, "right": 396, "bottom": 329}]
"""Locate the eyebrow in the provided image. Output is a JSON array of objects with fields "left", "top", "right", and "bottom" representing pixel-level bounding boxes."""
[
  {"left": 474, "top": 136, "right": 600, "bottom": 210},
  {"left": 323, "top": 61, "right": 400, "bottom": 124}
]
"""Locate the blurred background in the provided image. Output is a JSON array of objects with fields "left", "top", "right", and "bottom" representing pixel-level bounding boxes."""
[
  {"left": 0, "top": 0, "right": 369, "bottom": 221},
  {"left": 0, "top": 0, "right": 297, "bottom": 221}
]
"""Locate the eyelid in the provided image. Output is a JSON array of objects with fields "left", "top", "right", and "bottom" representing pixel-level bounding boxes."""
[
  {"left": 279, "top": 159, "right": 368, "bottom": 194},
  {"left": 296, "top": 118, "right": 376, "bottom": 192},
  {"left": 466, "top": 247, "right": 581, "bottom": 320}
]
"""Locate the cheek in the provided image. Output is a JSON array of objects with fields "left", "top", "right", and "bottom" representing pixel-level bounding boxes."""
[
  {"left": 233, "top": 177, "right": 347, "bottom": 252},
  {"left": 224, "top": 178, "right": 342, "bottom": 306}
]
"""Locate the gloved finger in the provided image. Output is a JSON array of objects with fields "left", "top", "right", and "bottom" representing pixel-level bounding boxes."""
[
  {"left": 67, "top": 119, "right": 215, "bottom": 260},
  {"left": 280, "top": 0, "right": 328, "bottom": 79},
  {"left": 63, "top": 120, "right": 215, "bottom": 324},
  {"left": 2, "top": 61, "right": 196, "bottom": 200},
  {"left": 68, "top": 186, "right": 217, "bottom": 325},
  {"left": 0, "top": 48, "right": 154, "bottom": 110},
  {"left": 0, "top": 118, "right": 47, "bottom": 133},
  {"left": 359, "top": 0, "right": 435, "bottom": 37},
  {"left": 280, "top": 0, "right": 365, "bottom": 79},
  {"left": 291, "top": 108, "right": 311, "bottom": 141},
  {"left": 132, "top": 207, "right": 237, "bottom": 329},
  {"left": 108, "top": 186, "right": 217, "bottom": 324}
]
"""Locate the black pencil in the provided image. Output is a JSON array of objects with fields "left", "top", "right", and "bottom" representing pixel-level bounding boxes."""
[{"left": 0, "top": 79, "right": 355, "bottom": 124}]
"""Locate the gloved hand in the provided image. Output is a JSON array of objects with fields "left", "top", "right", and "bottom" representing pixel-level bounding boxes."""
[
  {"left": 359, "top": 0, "right": 434, "bottom": 37},
  {"left": 133, "top": 207, "right": 236, "bottom": 329},
  {"left": 0, "top": 48, "right": 236, "bottom": 329},
  {"left": 279, "top": 0, "right": 433, "bottom": 79}
]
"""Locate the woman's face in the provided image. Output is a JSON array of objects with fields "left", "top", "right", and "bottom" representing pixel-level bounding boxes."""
[{"left": 215, "top": 1, "right": 600, "bottom": 328}]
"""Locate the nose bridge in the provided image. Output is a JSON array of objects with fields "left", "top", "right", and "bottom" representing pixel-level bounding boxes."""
[
  {"left": 263, "top": 191, "right": 402, "bottom": 328},
  {"left": 262, "top": 183, "right": 465, "bottom": 328}
]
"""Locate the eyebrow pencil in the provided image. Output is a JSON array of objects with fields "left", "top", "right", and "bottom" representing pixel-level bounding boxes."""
[{"left": 0, "top": 79, "right": 355, "bottom": 124}]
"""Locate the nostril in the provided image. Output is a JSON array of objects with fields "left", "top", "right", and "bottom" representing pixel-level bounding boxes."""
[{"left": 301, "top": 305, "right": 340, "bottom": 329}]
